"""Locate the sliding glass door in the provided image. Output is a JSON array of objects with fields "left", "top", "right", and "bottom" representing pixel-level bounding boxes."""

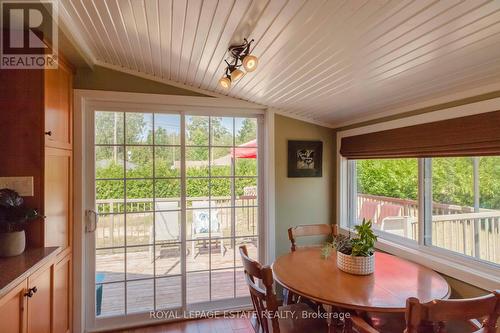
[{"left": 86, "top": 110, "right": 261, "bottom": 329}]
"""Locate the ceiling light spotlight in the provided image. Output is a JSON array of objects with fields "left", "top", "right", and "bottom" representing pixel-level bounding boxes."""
[
  {"left": 242, "top": 54, "right": 258, "bottom": 72},
  {"left": 231, "top": 68, "right": 245, "bottom": 82},
  {"left": 219, "top": 76, "right": 231, "bottom": 89},
  {"left": 219, "top": 38, "right": 257, "bottom": 89}
]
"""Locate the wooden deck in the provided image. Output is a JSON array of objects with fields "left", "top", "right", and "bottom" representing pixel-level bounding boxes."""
[{"left": 97, "top": 241, "right": 257, "bottom": 317}]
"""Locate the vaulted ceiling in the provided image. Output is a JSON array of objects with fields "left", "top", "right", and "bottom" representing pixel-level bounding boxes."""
[{"left": 60, "top": 0, "right": 500, "bottom": 126}]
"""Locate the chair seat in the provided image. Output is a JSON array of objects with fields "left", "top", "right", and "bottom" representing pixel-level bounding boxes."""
[
  {"left": 277, "top": 303, "right": 329, "bottom": 333},
  {"left": 367, "top": 312, "right": 405, "bottom": 333}
]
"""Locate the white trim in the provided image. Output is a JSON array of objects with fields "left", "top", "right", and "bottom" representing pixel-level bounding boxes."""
[
  {"left": 74, "top": 90, "right": 269, "bottom": 333},
  {"left": 74, "top": 89, "right": 264, "bottom": 111},
  {"left": 333, "top": 82, "right": 500, "bottom": 128},
  {"left": 336, "top": 97, "right": 500, "bottom": 291},
  {"left": 264, "top": 110, "right": 276, "bottom": 264},
  {"left": 73, "top": 88, "right": 86, "bottom": 333}
]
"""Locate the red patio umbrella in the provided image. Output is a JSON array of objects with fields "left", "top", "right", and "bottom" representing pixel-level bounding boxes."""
[{"left": 231, "top": 139, "right": 257, "bottom": 158}]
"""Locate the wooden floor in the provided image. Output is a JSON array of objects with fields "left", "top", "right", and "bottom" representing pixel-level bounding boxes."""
[{"left": 109, "top": 317, "right": 255, "bottom": 333}]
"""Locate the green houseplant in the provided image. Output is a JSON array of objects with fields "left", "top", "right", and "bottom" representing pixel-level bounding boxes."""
[
  {"left": 323, "top": 219, "right": 378, "bottom": 275},
  {"left": 0, "top": 189, "right": 40, "bottom": 257}
]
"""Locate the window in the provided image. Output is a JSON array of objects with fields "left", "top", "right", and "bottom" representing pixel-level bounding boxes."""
[
  {"left": 347, "top": 156, "right": 500, "bottom": 266},
  {"left": 349, "top": 158, "right": 419, "bottom": 241},
  {"left": 93, "top": 112, "right": 260, "bottom": 318},
  {"left": 427, "top": 156, "right": 500, "bottom": 264}
]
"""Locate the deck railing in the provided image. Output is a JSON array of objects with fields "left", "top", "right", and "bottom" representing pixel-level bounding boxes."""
[
  {"left": 357, "top": 194, "right": 500, "bottom": 264},
  {"left": 95, "top": 196, "right": 258, "bottom": 249}
]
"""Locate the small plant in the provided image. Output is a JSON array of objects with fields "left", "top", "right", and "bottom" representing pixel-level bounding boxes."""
[
  {"left": 321, "top": 219, "right": 377, "bottom": 258},
  {"left": 350, "top": 219, "right": 377, "bottom": 256},
  {"left": 0, "top": 189, "right": 40, "bottom": 233}
]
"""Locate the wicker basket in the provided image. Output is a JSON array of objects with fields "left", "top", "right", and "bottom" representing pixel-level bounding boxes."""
[{"left": 336, "top": 251, "right": 374, "bottom": 275}]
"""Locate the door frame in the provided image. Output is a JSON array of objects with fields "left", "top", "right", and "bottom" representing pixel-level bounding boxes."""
[{"left": 73, "top": 89, "right": 273, "bottom": 332}]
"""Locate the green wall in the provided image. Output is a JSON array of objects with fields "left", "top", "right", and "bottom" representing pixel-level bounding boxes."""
[
  {"left": 74, "top": 65, "right": 208, "bottom": 96},
  {"left": 274, "top": 114, "right": 336, "bottom": 257}
]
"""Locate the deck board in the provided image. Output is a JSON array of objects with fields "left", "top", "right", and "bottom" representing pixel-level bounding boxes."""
[{"left": 97, "top": 242, "right": 257, "bottom": 317}]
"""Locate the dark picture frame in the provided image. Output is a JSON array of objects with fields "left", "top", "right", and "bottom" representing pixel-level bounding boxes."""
[{"left": 287, "top": 140, "right": 323, "bottom": 177}]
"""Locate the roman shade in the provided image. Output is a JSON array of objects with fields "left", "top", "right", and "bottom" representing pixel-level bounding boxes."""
[{"left": 340, "top": 110, "right": 500, "bottom": 159}]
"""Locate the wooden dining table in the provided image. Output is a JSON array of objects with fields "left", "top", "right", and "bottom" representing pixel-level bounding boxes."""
[{"left": 272, "top": 248, "right": 450, "bottom": 314}]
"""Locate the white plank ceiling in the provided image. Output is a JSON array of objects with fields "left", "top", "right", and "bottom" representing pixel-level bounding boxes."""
[{"left": 60, "top": 0, "right": 500, "bottom": 126}]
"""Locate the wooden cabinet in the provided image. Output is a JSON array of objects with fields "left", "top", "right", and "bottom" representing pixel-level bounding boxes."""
[
  {"left": 45, "top": 148, "right": 72, "bottom": 250},
  {"left": 0, "top": 50, "right": 74, "bottom": 332},
  {"left": 0, "top": 253, "right": 70, "bottom": 333},
  {"left": 0, "top": 280, "right": 28, "bottom": 333},
  {"left": 45, "top": 62, "right": 73, "bottom": 150},
  {"left": 27, "top": 265, "right": 53, "bottom": 333},
  {"left": 0, "top": 53, "right": 73, "bottom": 251},
  {"left": 53, "top": 254, "right": 72, "bottom": 333}
]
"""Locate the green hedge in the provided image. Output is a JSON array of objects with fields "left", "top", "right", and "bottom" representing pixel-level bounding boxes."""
[
  {"left": 96, "top": 160, "right": 257, "bottom": 202},
  {"left": 357, "top": 157, "right": 500, "bottom": 209}
]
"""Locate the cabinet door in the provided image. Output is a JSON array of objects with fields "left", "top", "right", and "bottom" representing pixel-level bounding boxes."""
[
  {"left": 27, "top": 266, "right": 52, "bottom": 333},
  {"left": 53, "top": 254, "right": 71, "bottom": 333},
  {"left": 0, "top": 280, "right": 28, "bottom": 333},
  {"left": 45, "top": 147, "right": 72, "bottom": 250},
  {"left": 45, "top": 63, "right": 73, "bottom": 149}
]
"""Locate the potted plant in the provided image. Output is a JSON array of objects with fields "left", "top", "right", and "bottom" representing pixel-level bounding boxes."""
[
  {"left": 0, "top": 189, "right": 40, "bottom": 257},
  {"left": 322, "top": 219, "right": 378, "bottom": 275}
]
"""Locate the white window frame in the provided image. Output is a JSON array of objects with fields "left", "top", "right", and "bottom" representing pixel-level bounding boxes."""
[
  {"left": 336, "top": 97, "right": 500, "bottom": 292},
  {"left": 73, "top": 90, "right": 274, "bottom": 333}
]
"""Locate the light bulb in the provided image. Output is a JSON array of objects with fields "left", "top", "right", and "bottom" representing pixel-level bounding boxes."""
[
  {"left": 231, "top": 68, "right": 244, "bottom": 82},
  {"left": 219, "top": 76, "right": 231, "bottom": 89},
  {"left": 242, "top": 54, "right": 258, "bottom": 72}
]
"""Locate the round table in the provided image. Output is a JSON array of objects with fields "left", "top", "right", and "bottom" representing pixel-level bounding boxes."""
[{"left": 272, "top": 248, "right": 450, "bottom": 313}]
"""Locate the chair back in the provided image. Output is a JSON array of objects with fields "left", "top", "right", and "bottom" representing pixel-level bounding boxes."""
[
  {"left": 377, "top": 204, "right": 402, "bottom": 226},
  {"left": 192, "top": 200, "right": 219, "bottom": 234},
  {"left": 288, "top": 223, "right": 337, "bottom": 252},
  {"left": 239, "top": 245, "right": 280, "bottom": 333},
  {"left": 404, "top": 290, "right": 500, "bottom": 333},
  {"left": 359, "top": 201, "right": 378, "bottom": 222}
]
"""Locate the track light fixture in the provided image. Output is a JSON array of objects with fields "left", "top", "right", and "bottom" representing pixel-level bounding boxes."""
[{"left": 218, "top": 38, "right": 258, "bottom": 89}]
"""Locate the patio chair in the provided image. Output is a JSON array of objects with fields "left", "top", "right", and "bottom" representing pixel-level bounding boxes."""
[
  {"left": 380, "top": 216, "right": 417, "bottom": 238},
  {"left": 377, "top": 204, "right": 402, "bottom": 228},
  {"left": 359, "top": 201, "right": 378, "bottom": 223},
  {"left": 191, "top": 201, "right": 224, "bottom": 257},
  {"left": 149, "top": 201, "right": 180, "bottom": 260}
]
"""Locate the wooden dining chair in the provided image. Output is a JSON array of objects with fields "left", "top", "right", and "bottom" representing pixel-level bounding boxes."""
[
  {"left": 288, "top": 223, "right": 337, "bottom": 252},
  {"left": 239, "top": 245, "right": 329, "bottom": 333},
  {"left": 350, "top": 290, "right": 500, "bottom": 333}
]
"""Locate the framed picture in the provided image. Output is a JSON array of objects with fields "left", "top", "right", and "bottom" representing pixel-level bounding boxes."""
[{"left": 287, "top": 140, "right": 323, "bottom": 177}]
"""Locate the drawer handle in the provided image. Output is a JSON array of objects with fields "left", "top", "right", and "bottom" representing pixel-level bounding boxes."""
[
  {"left": 24, "top": 287, "right": 37, "bottom": 298},
  {"left": 45, "top": 131, "right": 52, "bottom": 136}
]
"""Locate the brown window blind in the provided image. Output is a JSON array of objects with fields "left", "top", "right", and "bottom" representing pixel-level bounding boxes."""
[{"left": 340, "top": 111, "right": 500, "bottom": 159}]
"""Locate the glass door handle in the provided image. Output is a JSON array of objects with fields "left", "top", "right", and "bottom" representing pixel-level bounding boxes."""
[{"left": 85, "top": 209, "right": 99, "bottom": 233}]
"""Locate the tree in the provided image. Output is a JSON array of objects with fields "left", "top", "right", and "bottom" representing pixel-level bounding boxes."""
[{"left": 237, "top": 118, "right": 257, "bottom": 144}]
